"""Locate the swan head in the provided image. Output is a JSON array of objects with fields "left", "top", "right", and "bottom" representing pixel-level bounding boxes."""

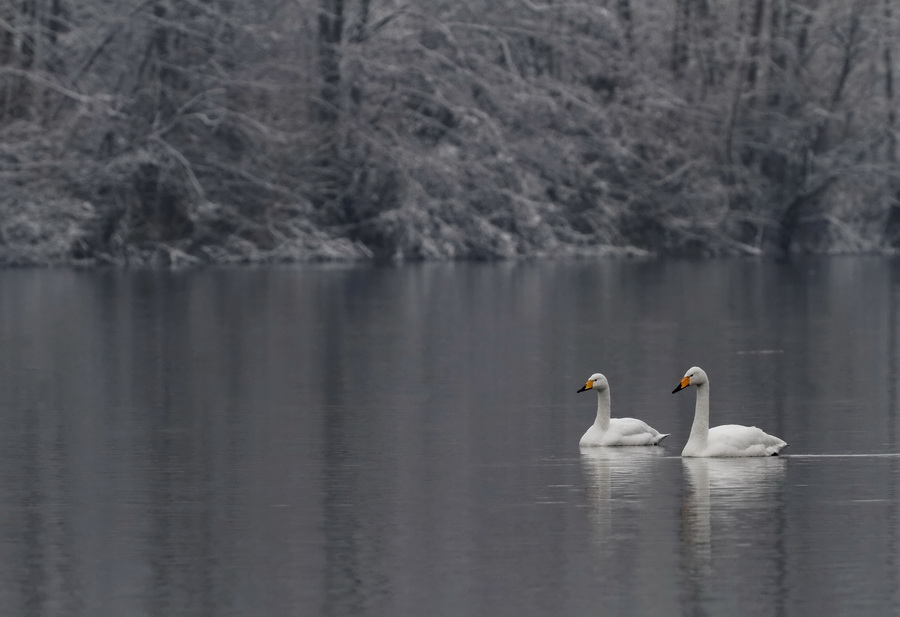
[
  {"left": 672, "top": 366, "right": 708, "bottom": 393},
  {"left": 577, "top": 373, "right": 609, "bottom": 393}
]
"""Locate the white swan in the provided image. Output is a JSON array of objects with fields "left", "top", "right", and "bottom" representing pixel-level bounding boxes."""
[
  {"left": 672, "top": 366, "right": 788, "bottom": 457},
  {"left": 577, "top": 373, "right": 669, "bottom": 446}
]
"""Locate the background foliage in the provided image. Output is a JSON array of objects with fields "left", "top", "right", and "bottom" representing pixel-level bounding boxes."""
[{"left": 1, "top": 0, "right": 898, "bottom": 264}]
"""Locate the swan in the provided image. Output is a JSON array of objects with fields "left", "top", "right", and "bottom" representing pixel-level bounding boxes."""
[
  {"left": 672, "top": 366, "right": 788, "bottom": 457},
  {"left": 577, "top": 373, "right": 669, "bottom": 446}
]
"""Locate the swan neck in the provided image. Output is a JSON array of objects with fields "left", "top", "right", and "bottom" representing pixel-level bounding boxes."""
[
  {"left": 593, "top": 389, "right": 611, "bottom": 431},
  {"left": 690, "top": 383, "right": 710, "bottom": 439}
]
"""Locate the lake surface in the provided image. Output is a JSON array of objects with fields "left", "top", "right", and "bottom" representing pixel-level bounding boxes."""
[{"left": 0, "top": 257, "right": 899, "bottom": 616}]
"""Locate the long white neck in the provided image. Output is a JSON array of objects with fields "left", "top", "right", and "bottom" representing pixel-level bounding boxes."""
[
  {"left": 688, "top": 383, "right": 710, "bottom": 446},
  {"left": 593, "top": 389, "right": 611, "bottom": 431}
]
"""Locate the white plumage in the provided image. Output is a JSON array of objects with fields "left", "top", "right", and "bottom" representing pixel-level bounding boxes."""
[
  {"left": 672, "top": 366, "right": 788, "bottom": 457},
  {"left": 577, "top": 373, "right": 669, "bottom": 447}
]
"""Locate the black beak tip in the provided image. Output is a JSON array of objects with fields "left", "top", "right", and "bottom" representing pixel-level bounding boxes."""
[
  {"left": 577, "top": 386, "right": 587, "bottom": 393},
  {"left": 671, "top": 385, "right": 682, "bottom": 394}
]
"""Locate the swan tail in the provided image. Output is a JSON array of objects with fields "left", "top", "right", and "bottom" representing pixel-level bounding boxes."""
[
  {"left": 655, "top": 433, "right": 671, "bottom": 445},
  {"left": 767, "top": 441, "right": 789, "bottom": 456}
]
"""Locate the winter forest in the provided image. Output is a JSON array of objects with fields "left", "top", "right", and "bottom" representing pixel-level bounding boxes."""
[{"left": 2, "top": 0, "right": 899, "bottom": 265}]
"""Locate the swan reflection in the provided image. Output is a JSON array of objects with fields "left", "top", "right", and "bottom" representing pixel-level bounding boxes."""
[
  {"left": 681, "top": 457, "right": 787, "bottom": 578},
  {"left": 580, "top": 447, "right": 667, "bottom": 542}
]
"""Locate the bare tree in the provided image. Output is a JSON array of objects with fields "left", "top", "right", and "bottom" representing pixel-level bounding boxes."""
[
  {"left": 882, "top": 0, "right": 900, "bottom": 247},
  {"left": 2, "top": 0, "right": 900, "bottom": 264},
  {"left": 315, "top": 0, "right": 344, "bottom": 125},
  {"left": 0, "top": 0, "right": 67, "bottom": 122}
]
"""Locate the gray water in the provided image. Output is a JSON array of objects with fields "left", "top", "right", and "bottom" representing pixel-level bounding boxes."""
[{"left": 0, "top": 258, "right": 899, "bottom": 616}]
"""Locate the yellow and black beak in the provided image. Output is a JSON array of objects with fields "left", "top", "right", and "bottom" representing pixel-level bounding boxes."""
[
  {"left": 672, "top": 376, "right": 690, "bottom": 393},
  {"left": 577, "top": 380, "right": 594, "bottom": 393}
]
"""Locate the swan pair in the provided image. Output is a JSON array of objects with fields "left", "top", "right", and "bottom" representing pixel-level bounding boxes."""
[{"left": 577, "top": 366, "right": 788, "bottom": 457}]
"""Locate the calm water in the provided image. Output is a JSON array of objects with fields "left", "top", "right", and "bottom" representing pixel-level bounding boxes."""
[{"left": 0, "top": 258, "right": 899, "bottom": 616}]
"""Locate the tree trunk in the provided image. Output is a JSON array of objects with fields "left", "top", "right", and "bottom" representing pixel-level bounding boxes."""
[
  {"left": 693, "top": 0, "right": 717, "bottom": 92},
  {"left": 745, "top": 0, "right": 768, "bottom": 107},
  {"left": 813, "top": 7, "right": 861, "bottom": 154},
  {"left": 767, "top": 0, "right": 785, "bottom": 107},
  {"left": 316, "top": 0, "right": 344, "bottom": 125},
  {"left": 886, "top": 0, "right": 897, "bottom": 164},
  {"left": 882, "top": 0, "right": 900, "bottom": 247},
  {"left": 616, "top": 0, "right": 634, "bottom": 58},
  {"left": 671, "top": 0, "right": 690, "bottom": 77},
  {"left": 0, "top": 0, "right": 67, "bottom": 122},
  {"left": 348, "top": 0, "right": 370, "bottom": 43}
]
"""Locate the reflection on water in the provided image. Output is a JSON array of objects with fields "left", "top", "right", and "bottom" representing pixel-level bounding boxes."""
[
  {"left": 579, "top": 447, "right": 668, "bottom": 491},
  {"left": 576, "top": 447, "right": 679, "bottom": 617},
  {"left": 680, "top": 458, "right": 787, "bottom": 615},
  {"left": 579, "top": 447, "right": 667, "bottom": 541},
  {"left": 682, "top": 457, "right": 787, "bottom": 506},
  {"left": 2, "top": 259, "right": 900, "bottom": 615}
]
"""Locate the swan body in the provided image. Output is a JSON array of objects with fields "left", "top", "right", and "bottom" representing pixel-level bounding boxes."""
[
  {"left": 672, "top": 366, "right": 788, "bottom": 457},
  {"left": 577, "top": 373, "right": 669, "bottom": 446}
]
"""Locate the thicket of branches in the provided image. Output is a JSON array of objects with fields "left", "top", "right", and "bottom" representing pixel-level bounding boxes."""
[{"left": 1, "top": 0, "right": 898, "bottom": 265}]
